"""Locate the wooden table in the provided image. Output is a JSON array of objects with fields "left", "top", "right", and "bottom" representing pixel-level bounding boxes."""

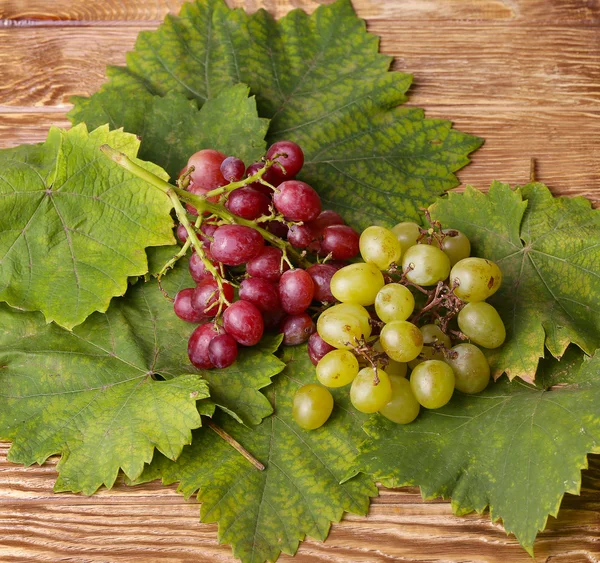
[{"left": 0, "top": 1, "right": 599, "bottom": 561}]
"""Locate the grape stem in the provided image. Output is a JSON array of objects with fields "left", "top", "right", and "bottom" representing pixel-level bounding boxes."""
[
  {"left": 204, "top": 158, "right": 280, "bottom": 200},
  {"left": 207, "top": 420, "right": 265, "bottom": 471}
]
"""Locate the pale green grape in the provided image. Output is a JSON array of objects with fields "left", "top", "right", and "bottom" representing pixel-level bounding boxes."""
[
  {"left": 445, "top": 343, "right": 490, "bottom": 394},
  {"left": 391, "top": 221, "right": 421, "bottom": 254},
  {"left": 408, "top": 324, "right": 452, "bottom": 368},
  {"left": 317, "top": 312, "right": 364, "bottom": 349},
  {"left": 350, "top": 367, "right": 392, "bottom": 413},
  {"left": 450, "top": 257, "right": 502, "bottom": 302},
  {"left": 458, "top": 302, "right": 506, "bottom": 349},
  {"left": 316, "top": 350, "right": 359, "bottom": 387},
  {"left": 440, "top": 230, "right": 471, "bottom": 266},
  {"left": 410, "top": 360, "right": 455, "bottom": 409},
  {"left": 359, "top": 226, "right": 402, "bottom": 270},
  {"left": 402, "top": 244, "right": 451, "bottom": 286},
  {"left": 374, "top": 283, "right": 415, "bottom": 323},
  {"left": 330, "top": 263, "right": 385, "bottom": 306},
  {"left": 320, "top": 303, "right": 372, "bottom": 339},
  {"left": 380, "top": 320, "right": 423, "bottom": 362},
  {"left": 292, "top": 384, "right": 334, "bottom": 430},
  {"left": 379, "top": 375, "right": 420, "bottom": 424},
  {"left": 384, "top": 359, "right": 408, "bottom": 378}
]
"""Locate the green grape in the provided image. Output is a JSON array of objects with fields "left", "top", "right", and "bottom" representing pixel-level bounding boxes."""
[
  {"left": 330, "top": 263, "right": 385, "bottom": 306},
  {"left": 379, "top": 375, "right": 420, "bottom": 424},
  {"left": 458, "top": 302, "right": 506, "bottom": 349},
  {"left": 321, "top": 303, "right": 372, "bottom": 339},
  {"left": 359, "top": 226, "right": 402, "bottom": 270},
  {"left": 350, "top": 367, "right": 392, "bottom": 413},
  {"left": 374, "top": 283, "right": 415, "bottom": 323},
  {"left": 380, "top": 320, "right": 423, "bottom": 362},
  {"left": 440, "top": 230, "right": 471, "bottom": 266},
  {"left": 445, "top": 343, "right": 490, "bottom": 394},
  {"left": 384, "top": 359, "right": 408, "bottom": 377},
  {"left": 410, "top": 360, "right": 455, "bottom": 409},
  {"left": 402, "top": 244, "right": 451, "bottom": 286},
  {"left": 316, "top": 350, "right": 359, "bottom": 388},
  {"left": 408, "top": 324, "right": 452, "bottom": 368},
  {"left": 292, "top": 384, "right": 334, "bottom": 430},
  {"left": 391, "top": 221, "right": 421, "bottom": 254},
  {"left": 450, "top": 257, "right": 502, "bottom": 302},
  {"left": 317, "top": 312, "right": 364, "bottom": 349}
]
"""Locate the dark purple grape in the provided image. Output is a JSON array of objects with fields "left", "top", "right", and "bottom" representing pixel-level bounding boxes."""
[
  {"left": 220, "top": 156, "right": 245, "bottom": 182},
  {"left": 210, "top": 224, "right": 264, "bottom": 266},
  {"left": 223, "top": 301, "right": 264, "bottom": 346},
  {"left": 239, "top": 277, "right": 280, "bottom": 313},
  {"left": 266, "top": 140, "right": 304, "bottom": 179},
  {"left": 189, "top": 250, "right": 217, "bottom": 284},
  {"left": 188, "top": 323, "right": 225, "bottom": 369},
  {"left": 287, "top": 224, "right": 315, "bottom": 249},
  {"left": 320, "top": 225, "right": 360, "bottom": 260},
  {"left": 174, "top": 288, "right": 206, "bottom": 323},
  {"left": 307, "top": 210, "right": 345, "bottom": 238},
  {"left": 279, "top": 269, "right": 314, "bottom": 315},
  {"left": 226, "top": 187, "right": 270, "bottom": 220},
  {"left": 266, "top": 221, "right": 289, "bottom": 239},
  {"left": 273, "top": 180, "right": 322, "bottom": 222},
  {"left": 246, "top": 247, "right": 289, "bottom": 282},
  {"left": 280, "top": 313, "right": 315, "bottom": 345},
  {"left": 307, "top": 332, "right": 335, "bottom": 365},
  {"left": 176, "top": 224, "right": 189, "bottom": 244},
  {"left": 191, "top": 279, "right": 234, "bottom": 317},
  {"left": 263, "top": 307, "right": 286, "bottom": 331},
  {"left": 208, "top": 333, "right": 238, "bottom": 368},
  {"left": 306, "top": 264, "right": 337, "bottom": 303}
]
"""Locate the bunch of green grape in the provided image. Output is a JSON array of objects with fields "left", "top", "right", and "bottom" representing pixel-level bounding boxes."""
[{"left": 292, "top": 220, "right": 506, "bottom": 431}]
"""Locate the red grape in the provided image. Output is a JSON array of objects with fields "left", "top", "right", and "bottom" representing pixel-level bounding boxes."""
[
  {"left": 191, "top": 278, "right": 234, "bottom": 317},
  {"left": 208, "top": 333, "right": 239, "bottom": 368},
  {"left": 308, "top": 210, "right": 344, "bottom": 237},
  {"left": 174, "top": 288, "right": 206, "bottom": 323},
  {"left": 306, "top": 263, "right": 337, "bottom": 303},
  {"left": 263, "top": 307, "right": 286, "bottom": 330},
  {"left": 307, "top": 332, "right": 335, "bottom": 365},
  {"left": 189, "top": 250, "right": 217, "bottom": 284},
  {"left": 266, "top": 140, "right": 304, "bottom": 179},
  {"left": 246, "top": 162, "right": 281, "bottom": 195},
  {"left": 273, "top": 180, "right": 322, "bottom": 222},
  {"left": 239, "top": 277, "right": 281, "bottom": 313},
  {"left": 320, "top": 225, "right": 360, "bottom": 260},
  {"left": 188, "top": 323, "right": 225, "bottom": 369},
  {"left": 223, "top": 301, "right": 264, "bottom": 346},
  {"left": 199, "top": 222, "right": 219, "bottom": 247},
  {"left": 220, "top": 156, "right": 245, "bottom": 182},
  {"left": 266, "top": 221, "right": 289, "bottom": 239},
  {"left": 288, "top": 224, "right": 315, "bottom": 249},
  {"left": 210, "top": 224, "right": 264, "bottom": 266},
  {"left": 280, "top": 313, "right": 315, "bottom": 345},
  {"left": 226, "top": 187, "right": 270, "bottom": 220},
  {"left": 279, "top": 269, "right": 314, "bottom": 315},
  {"left": 187, "top": 149, "right": 227, "bottom": 190},
  {"left": 246, "top": 247, "right": 289, "bottom": 282},
  {"left": 176, "top": 224, "right": 189, "bottom": 243}
]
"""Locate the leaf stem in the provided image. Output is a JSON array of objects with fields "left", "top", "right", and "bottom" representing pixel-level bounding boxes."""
[{"left": 207, "top": 420, "right": 265, "bottom": 471}]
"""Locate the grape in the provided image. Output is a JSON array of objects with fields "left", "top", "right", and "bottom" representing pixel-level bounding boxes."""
[
  {"left": 288, "top": 224, "right": 315, "bottom": 249},
  {"left": 188, "top": 323, "right": 225, "bottom": 369},
  {"left": 187, "top": 149, "right": 227, "bottom": 189},
  {"left": 379, "top": 320, "right": 423, "bottom": 362},
  {"left": 246, "top": 247, "right": 289, "bottom": 282},
  {"left": 379, "top": 375, "right": 420, "bottom": 424},
  {"left": 220, "top": 156, "right": 246, "bottom": 182},
  {"left": 226, "top": 187, "right": 270, "bottom": 220},
  {"left": 330, "top": 262, "right": 385, "bottom": 306},
  {"left": 359, "top": 226, "right": 402, "bottom": 270},
  {"left": 317, "top": 312, "right": 364, "bottom": 349},
  {"left": 306, "top": 263, "right": 337, "bottom": 303},
  {"left": 246, "top": 162, "right": 280, "bottom": 195},
  {"left": 391, "top": 221, "right": 421, "bottom": 254},
  {"left": 239, "top": 277, "right": 281, "bottom": 313},
  {"left": 307, "top": 210, "right": 344, "bottom": 237},
  {"left": 350, "top": 367, "right": 392, "bottom": 413},
  {"left": 174, "top": 288, "right": 206, "bottom": 323},
  {"left": 292, "top": 384, "right": 334, "bottom": 430},
  {"left": 408, "top": 324, "right": 452, "bottom": 368},
  {"left": 266, "top": 140, "right": 304, "bottom": 179},
  {"left": 450, "top": 257, "right": 502, "bottom": 302},
  {"left": 316, "top": 350, "right": 359, "bottom": 387},
  {"left": 273, "top": 180, "right": 322, "bottom": 222},
  {"left": 223, "top": 300, "right": 264, "bottom": 346},
  {"left": 320, "top": 303, "right": 372, "bottom": 339},
  {"left": 198, "top": 222, "right": 219, "bottom": 247},
  {"left": 279, "top": 269, "right": 315, "bottom": 315},
  {"left": 208, "top": 333, "right": 238, "bottom": 368},
  {"left": 189, "top": 250, "right": 216, "bottom": 283},
  {"left": 439, "top": 230, "right": 470, "bottom": 266},
  {"left": 266, "top": 220, "right": 289, "bottom": 239},
  {"left": 210, "top": 224, "right": 264, "bottom": 266},
  {"left": 320, "top": 225, "right": 360, "bottom": 260},
  {"left": 457, "top": 302, "right": 506, "bottom": 349},
  {"left": 402, "top": 244, "right": 451, "bottom": 286},
  {"left": 383, "top": 359, "right": 408, "bottom": 378},
  {"left": 191, "top": 279, "right": 234, "bottom": 317},
  {"left": 445, "top": 343, "right": 490, "bottom": 394},
  {"left": 280, "top": 313, "right": 315, "bottom": 345},
  {"left": 176, "top": 224, "right": 189, "bottom": 244},
  {"left": 262, "top": 307, "right": 286, "bottom": 331},
  {"left": 308, "top": 332, "right": 336, "bottom": 365},
  {"left": 374, "top": 283, "right": 415, "bottom": 323},
  {"left": 185, "top": 181, "right": 220, "bottom": 215},
  {"left": 410, "top": 360, "right": 455, "bottom": 409}
]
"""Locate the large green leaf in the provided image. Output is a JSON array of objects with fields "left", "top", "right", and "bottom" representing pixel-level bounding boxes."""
[
  {"left": 69, "top": 0, "right": 482, "bottom": 229},
  {"left": 430, "top": 182, "right": 600, "bottom": 381},
  {"left": 136, "top": 345, "right": 377, "bottom": 563},
  {"left": 353, "top": 348, "right": 600, "bottom": 554},
  {"left": 0, "top": 262, "right": 285, "bottom": 494},
  {"left": 0, "top": 124, "right": 174, "bottom": 330}
]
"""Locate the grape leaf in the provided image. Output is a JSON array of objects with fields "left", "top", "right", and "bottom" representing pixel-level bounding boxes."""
[
  {"left": 0, "top": 123, "right": 175, "bottom": 330},
  {"left": 68, "top": 0, "right": 482, "bottom": 229},
  {"left": 135, "top": 345, "right": 377, "bottom": 563},
  {"left": 430, "top": 182, "right": 600, "bottom": 381},
  {"left": 352, "top": 348, "right": 600, "bottom": 554}
]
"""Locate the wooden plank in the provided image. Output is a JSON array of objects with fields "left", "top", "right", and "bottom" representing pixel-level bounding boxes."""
[{"left": 1, "top": 0, "right": 599, "bottom": 25}]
